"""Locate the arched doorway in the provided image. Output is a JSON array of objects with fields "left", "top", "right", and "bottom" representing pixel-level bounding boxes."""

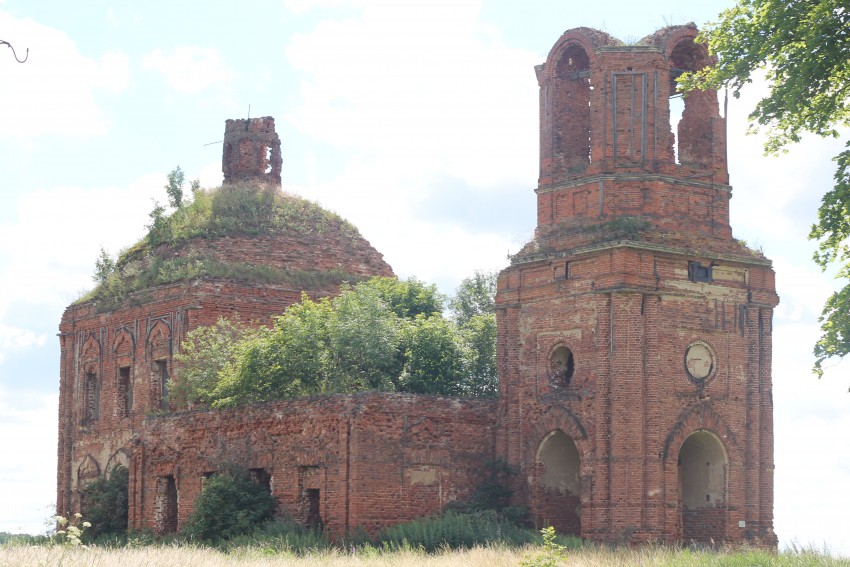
[
  {"left": 535, "top": 430, "right": 581, "bottom": 535},
  {"left": 678, "top": 430, "right": 728, "bottom": 543}
]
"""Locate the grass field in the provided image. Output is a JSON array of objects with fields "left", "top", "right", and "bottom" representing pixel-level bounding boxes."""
[{"left": 1, "top": 543, "right": 848, "bottom": 567}]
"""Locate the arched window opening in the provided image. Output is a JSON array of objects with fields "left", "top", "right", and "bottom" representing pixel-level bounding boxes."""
[
  {"left": 549, "top": 345, "right": 575, "bottom": 387},
  {"left": 554, "top": 44, "right": 591, "bottom": 175},
  {"left": 535, "top": 430, "right": 581, "bottom": 535},
  {"left": 678, "top": 430, "right": 728, "bottom": 542},
  {"left": 669, "top": 39, "right": 716, "bottom": 167}
]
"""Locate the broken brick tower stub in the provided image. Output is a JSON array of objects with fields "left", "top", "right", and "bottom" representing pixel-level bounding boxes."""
[{"left": 222, "top": 116, "right": 282, "bottom": 186}]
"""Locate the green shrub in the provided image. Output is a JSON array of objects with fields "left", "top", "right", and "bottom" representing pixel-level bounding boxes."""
[
  {"left": 80, "top": 466, "right": 129, "bottom": 541},
  {"left": 377, "top": 510, "right": 534, "bottom": 551},
  {"left": 221, "top": 517, "right": 329, "bottom": 553},
  {"left": 181, "top": 466, "right": 278, "bottom": 543}
]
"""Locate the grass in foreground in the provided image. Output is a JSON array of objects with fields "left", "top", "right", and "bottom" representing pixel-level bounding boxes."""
[{"left": 1, "top": 542, "right": 847, "bottom": 567}]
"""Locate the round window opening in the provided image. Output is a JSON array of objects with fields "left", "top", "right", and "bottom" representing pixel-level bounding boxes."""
[
  {"left": 684, "top": 341, "right": 716, "bottom": 383},
  {"left": 550, "top": 345, "right": 575, "bottom": 387}
]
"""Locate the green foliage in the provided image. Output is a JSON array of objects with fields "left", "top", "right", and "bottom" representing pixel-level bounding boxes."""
[
  {"left": 82, "top": 171, "right": 363, "bottom": 309},
  {"left": 520, "top": 526, "right": 568, "bottom": 567},
  {"left": 400, "top": 314, "right": 468, "bottom": 396},
  {"left": 681, "top": 1, "right": 850, "bottom": 377},
  {"left": 327, "top": 282, "right": 403, "bottom": 392},
  {"left": 218, "top": 517, "right": 329, "bottom": 553},
  {"left": 459, "top": 313, "right": 498, "bottom": 398},
  {"left": 93, "top": 247, "right": 115, "bottom": 284},
  {"left": 377, "top": 510, "right": 534, "bottom": 552},
  {"left": 182, "top": 467, "right": 278, "bottom": 543},
  {"left": 449, "top": 270, "right": 496, "bottom": 326},
  {"left": 174, "top": 318, "right": 262, "bottom": 407},
  {"left": 182, "top": 273, "right": 498, "bottom": 409},
  {"left": 165, "top": 165, "right": 188, "bottom": 210},
  {"left": 79, "top": 466, "right": 129, "bottom": 541},
  {"left": 679, "top": 1, "right": 850, "bottom": 154},
  {"left": 367, "top": 276, "right": 445, "bottom": 319}
]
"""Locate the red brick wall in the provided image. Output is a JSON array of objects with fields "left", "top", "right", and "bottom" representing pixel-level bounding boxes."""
[
  {"left": 138, "top": 394, "right": 496, "bottom": 538},
  {"left": 496, "top": 24, "right": 777, "bottom": 547}
]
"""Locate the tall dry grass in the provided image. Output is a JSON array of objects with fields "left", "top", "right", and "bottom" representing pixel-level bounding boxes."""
[{"left": 1, "top": 543, "right": 847, "bottom": 567}]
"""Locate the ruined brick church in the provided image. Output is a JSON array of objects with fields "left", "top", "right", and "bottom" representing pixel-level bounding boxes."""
[{"left": 57, "top": 25, "right": 778, "bottom": 545}]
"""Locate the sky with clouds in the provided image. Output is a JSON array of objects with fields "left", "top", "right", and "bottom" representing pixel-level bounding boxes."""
[{"left": 0, "top": 0, "right": 847, "bottom": 554}]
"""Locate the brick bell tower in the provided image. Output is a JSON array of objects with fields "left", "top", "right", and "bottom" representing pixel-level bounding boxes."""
[{"left": 495, "top": 25, "right": 778, "bottom": 545}]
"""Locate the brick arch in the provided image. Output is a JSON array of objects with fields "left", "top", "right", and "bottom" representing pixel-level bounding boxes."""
[
  {"left": 76, "top": 454, "right": 101, "bottom": 487},
  {"left": 81, "top": 334, "right": 101, "bottom": 366},
  {"left": 146, "top": 320, "right": 171, "bottom": 360},
  {"left": 661, "top": 402, "right": 738, "bottom": 462},
  {"left": 542, "top": 27, "right": 622, "bottom": 81},
  {"left": 112, "top": 328, "right": 135, "bottom": 358},
  {"left": 80, "top": 335, "right": 102, "bottom": 422},
  {"left": 527, "top": 404, "right": 590, "bottom": 471},
  {"left": 106, "top": 448, "right": 130, "bottom": 478}
]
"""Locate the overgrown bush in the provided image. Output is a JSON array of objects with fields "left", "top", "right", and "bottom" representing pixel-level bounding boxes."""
[
  {"left": 377, "top": 510, "right": 534, "bottom": 551},
  {"left": 219, "top": 517, "right": 329, "bottom": 553},
  {"left": 181, "top": 466, "right": 278, "bottom": 543},
  {"left": 79, "top": 173, "right": 363, "bottom": 308},
  {"left": 174, "top": 276, "right": 499, "bottom": 409},
  {"left": 80, "top": 466, "right": 128, "bottom": 541}
]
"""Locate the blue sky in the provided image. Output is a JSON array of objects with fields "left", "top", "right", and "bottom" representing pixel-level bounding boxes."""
[{"left": 1, "top": 0, "right": 848, "bottom": 554}]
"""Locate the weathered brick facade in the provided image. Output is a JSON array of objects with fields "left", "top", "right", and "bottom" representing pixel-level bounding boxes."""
[
  {"left": 494, "top": 24, "right": 777, "bottom": 545},
  {"left": 57, "top": 25, "right": 776, "bottom": 546}
]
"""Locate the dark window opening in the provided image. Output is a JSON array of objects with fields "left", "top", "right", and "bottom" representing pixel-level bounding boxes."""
[
  {"left": 304, "top": 488, "right": 322, "bottom": 532},
  {"left": 550, "top": 345, "right": 575, "bottom": 387},
  {"left": 118, "top": 366, "right": 132, "bottom": 418},
  {"left": 83, "top": 371, "right": 99, "bottom": 423},
  {"left": 688, "top": 261, "right": 713, "bottom": 283},
  {"left": 564, "top": 261, "right": 571, "bottom": 280},
  {"left": 154, "top": 475, "right": 178, "bottom": 535},
  {"left": 155, "top": 360, "right": 169, "bottom": 409},
  {"left": 249, "top": 468, "right": 272, "bottom": 494}
]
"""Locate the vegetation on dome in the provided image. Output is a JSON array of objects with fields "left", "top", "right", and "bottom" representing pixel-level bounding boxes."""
[{"left": 76, "top": 167, "right": 365, "bottom": 310}]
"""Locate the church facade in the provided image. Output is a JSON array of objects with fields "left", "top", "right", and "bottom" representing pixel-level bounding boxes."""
[{"left": 57, "top": 24, "right": 777, "bottom": 545}]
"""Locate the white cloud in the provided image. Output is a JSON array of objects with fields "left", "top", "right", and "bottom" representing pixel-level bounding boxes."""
[
  {"left": 0, "top": 390, "right": 57, "bottom": 534},
  {"left": 282, "top": 0, "right": 539, "bottom": 293},
  {"left": 0, "top": 324, "right": 47, "bottom": 366},
  {"left": 283, "top": 0, "right": 362, "bottom": 14},
  {"left": 0, "top": 12, "right": 129, "bottom": 139},
  {"left": 285, "top": 0, "right": 539, "bottom": 190},
  {"left": 142, "top": 46, "right": 233, "bottom": 94},
  {"left": 0, "top": 172, "right": 189, "bottom": 316}
]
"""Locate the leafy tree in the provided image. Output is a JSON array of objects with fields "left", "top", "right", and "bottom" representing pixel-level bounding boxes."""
[
  {"left": 401, "top": 314, "right": 469, "bottom": 396},
  {"left": 165, "top": 165, "right": 186, "bottom": 209},
  {"left": 182, "top": 466, "right": 277, "bottom": 542},
  {"left": 176, "top": 273, "right": 499, "bottom": 408},
  {"left": 449, "top": 270, "right": 497, "bottom": 326},
  {"left": 80, "top": 465, "right": 128, "bottom": 541},
  {"left": 459, "top": 313, "right": 498, "bottom": 398},
  {"left": 92, "top": 247, "right": 115, "bottom": 284},
  {"left": 367, "top": 276, "right": 445, "bottom": 319},
  {"left": 680, "top": 1, "right": 850, "bottom": 377},
  {"left": 173, "top": 316, "right": 261, "bottom": 407},
  {"left": 327, "top": 283, "right": 402, "bottom": 391},
  {"left": 212, "top": 298, "right": 333, "bottom": 407}
]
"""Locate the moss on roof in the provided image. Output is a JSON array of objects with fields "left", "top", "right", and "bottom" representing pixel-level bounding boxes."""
[{"left": 77, "top": 184, "right": 366, "bottom": 310}]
